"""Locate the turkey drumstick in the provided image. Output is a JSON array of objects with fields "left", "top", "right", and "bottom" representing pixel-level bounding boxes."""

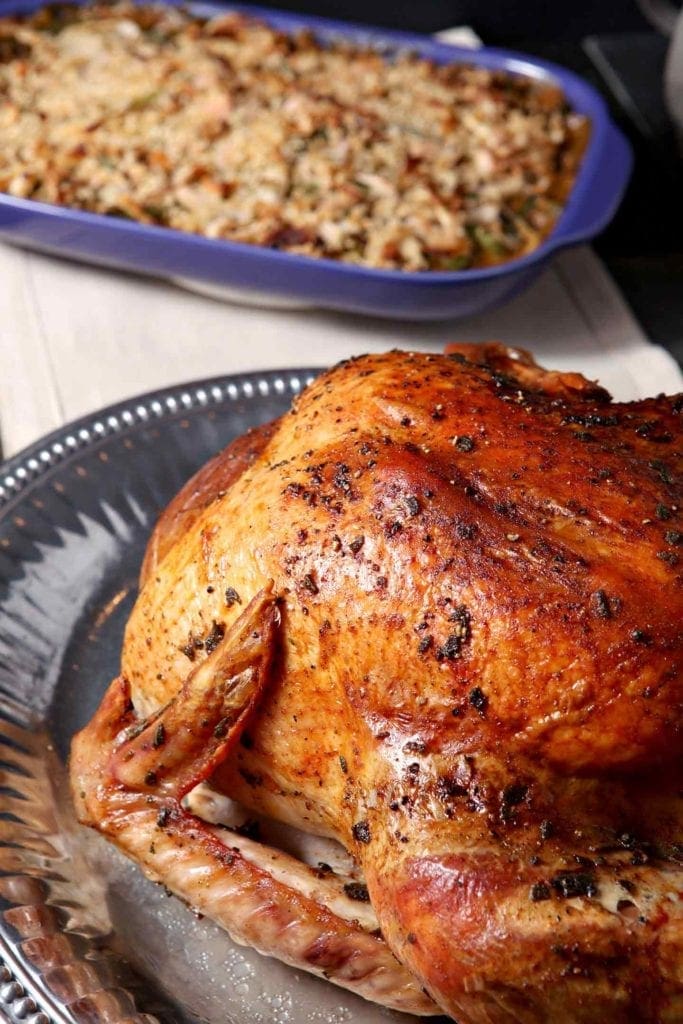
[{"left": 71, "top": 588, "right": 438, "bottom": 1015}]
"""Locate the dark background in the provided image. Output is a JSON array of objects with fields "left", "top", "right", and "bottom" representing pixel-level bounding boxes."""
[
  {"left": 261, "top": 0, "right": 652, "bottom": 40},
  {"left": 268, "top": 0, "right": 683, "bottom": 369}
]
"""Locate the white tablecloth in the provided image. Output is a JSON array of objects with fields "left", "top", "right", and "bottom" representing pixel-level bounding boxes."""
[{"left": 0, "top": 241, "right": 680, "bottom": 459}]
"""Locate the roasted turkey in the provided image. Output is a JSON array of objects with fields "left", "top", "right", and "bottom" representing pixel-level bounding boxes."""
[{"left": 71, "top": 345, "right": 683, "bottom": 1023}]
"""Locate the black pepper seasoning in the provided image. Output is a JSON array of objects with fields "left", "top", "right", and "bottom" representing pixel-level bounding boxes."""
[
  {"left": 418, "top": 636, "right": 433, "bottom": 654},
  {"left": 204, "top": 621, "right": 225, "bottom": 653},
  {"left": 352, "top": 820, "right": 371, "bottom": 844},
  {"left": 343, "top": 882, "right": 370, "bottom": 902},
  {"left": 437, "top": 634, "right": 464, "bottom": 661},
  {"left": 649, "top": 459, "right": 673, "bottom": 484},
  {"left": 406, "top": 496, "right": 421, "bottom": 516},
  {"left": 449, "top": 605, "right": 471, "bottom": 639},
  {"left": 302, "top": 574, "right": 319, "bottom": 595},
  {"left": 592, "top": 590, "right": 612, "bottom": 619},
  {"left": 502, "top": 783, "right": 528, "bottom": 806},
  {"left": 550, "top": 872, "right": 598, "bottom": 899},
  {"left": 469, "top": 687, "right": 488, "bottom": 714},
  {"left": 456, "top": 523, "right": 477, "bottom": 540}
]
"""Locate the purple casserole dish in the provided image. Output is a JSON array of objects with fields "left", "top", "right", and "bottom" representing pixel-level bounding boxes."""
[{"left": 0, "top": 0, "right": 632, "bottom": 319}]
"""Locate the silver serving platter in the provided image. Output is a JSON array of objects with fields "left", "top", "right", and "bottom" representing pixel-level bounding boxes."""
[{"left": 0, "top": 370, "right": 448, "bottom": 1024}]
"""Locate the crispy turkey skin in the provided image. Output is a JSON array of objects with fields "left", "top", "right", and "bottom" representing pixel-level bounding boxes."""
[{"left": 72, "top": 345, "right": 683, "bottom": 1023}]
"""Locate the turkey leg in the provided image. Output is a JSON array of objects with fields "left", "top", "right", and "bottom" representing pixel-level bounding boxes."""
[{"left": 71, "top": 589, "right": 437, "bottom": 1016}]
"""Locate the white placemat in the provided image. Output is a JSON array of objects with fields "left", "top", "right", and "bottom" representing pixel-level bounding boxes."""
[{"left": 0, "top": 22, "right": 680, "bottom": 457}]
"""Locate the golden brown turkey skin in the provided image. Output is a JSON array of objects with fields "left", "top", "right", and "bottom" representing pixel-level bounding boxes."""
[
  {"left": 109, "top": 348, "right": 682, "bottom": 1021},
  {"left": 133, "top": 346, "right": 681, "bottom": 772}
]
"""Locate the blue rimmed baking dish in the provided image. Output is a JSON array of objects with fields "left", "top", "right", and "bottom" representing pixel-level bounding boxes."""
[{"left": 0, "top": 1, "right": 632, "bottom": 319}]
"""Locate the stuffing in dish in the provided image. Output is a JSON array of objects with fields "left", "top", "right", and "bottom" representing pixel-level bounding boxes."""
[{"left": 0, "top": 3, "right": 589, "bottom": 271}]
